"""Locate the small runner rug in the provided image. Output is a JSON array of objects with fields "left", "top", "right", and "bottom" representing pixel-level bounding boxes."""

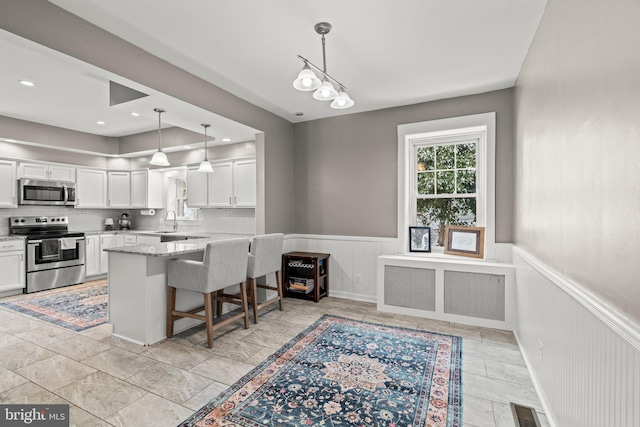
[
  {"left": 0, "top": 280, "right": 107, "bottom": 331},
  {"left": 180, "top": 314, "right": 462, "bottom": 427}
]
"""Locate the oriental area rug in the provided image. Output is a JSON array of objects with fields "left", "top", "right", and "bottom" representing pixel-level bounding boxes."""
[
  {"left": 180, "top": 314, "right": 462, "bottom": 427},
  {"left": 0, "top": 280, "right": 108, "bottom": 331}
]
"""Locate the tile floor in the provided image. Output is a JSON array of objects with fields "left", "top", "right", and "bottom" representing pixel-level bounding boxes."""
[{"left": 0, "top": 282, "right": 549, "bottom": 427}]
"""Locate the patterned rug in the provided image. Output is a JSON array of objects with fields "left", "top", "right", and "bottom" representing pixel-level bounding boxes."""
[
  {"left": 180, "top": 314, "right": 462, "bottom": 427},
  {"left": 0, "top": 280, "right": 108, "bottom": 331}
]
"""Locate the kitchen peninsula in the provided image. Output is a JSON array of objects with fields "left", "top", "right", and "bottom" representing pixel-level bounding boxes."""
[{"left": 104, "top": 233, "right": 252, "bottom": 346}]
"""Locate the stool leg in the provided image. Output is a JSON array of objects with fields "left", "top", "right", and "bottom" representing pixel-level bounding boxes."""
[
  {"left": 276, "top": 270, "right": 283, "bottom": 311},
  {"left": 216, "top": 290, "right": 223, "bottom": 318},
  {"left": 250, "top": 277, "right": 259, "bottom": 324},
  {"left": 167, "top": 286, "right": 176, "bottom": 338},
  {"left": 204, "top": 292, "right": 214, "bottom": 348},
  {"left": 239, "top": 281, "right": 250, "bottom": 329}
]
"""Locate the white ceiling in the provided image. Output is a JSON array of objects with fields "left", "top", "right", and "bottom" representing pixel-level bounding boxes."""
[{"left": 0, "top": 0, "right": 547, "bottom": 144}]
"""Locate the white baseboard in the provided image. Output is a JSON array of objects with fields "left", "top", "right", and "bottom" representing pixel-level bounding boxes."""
[{"left": 329, "top": 290, "right": 377, "bottom": 303}]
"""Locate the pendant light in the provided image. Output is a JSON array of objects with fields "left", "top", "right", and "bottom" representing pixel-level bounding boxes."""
[
  {"left": 293, "top": 22, "right": 354, "bottom": 109},
  {"left": 197, "top": 123, "right": 214, "bottom": 173},
  {"left": 149, "top": 108, "right": 169, "bottom": 166}
]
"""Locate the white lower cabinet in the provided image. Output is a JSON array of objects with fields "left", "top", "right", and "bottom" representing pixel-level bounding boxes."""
[
  {"left": 100, "top": 234, "right": 125, "bottom": 274},
  {"left": 0, "top": 239, "right": 25, "bottom": 293},
  {"left": 86, "top": 234, "right": 125, "bottom": 277}
]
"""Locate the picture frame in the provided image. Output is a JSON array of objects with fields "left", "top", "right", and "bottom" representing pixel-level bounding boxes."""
[
  {"left": 444, "top": 225, "right": 485, "bottom": 258},
  {"left": 409, "top": 226, "right": 431, "bottom": 252}
]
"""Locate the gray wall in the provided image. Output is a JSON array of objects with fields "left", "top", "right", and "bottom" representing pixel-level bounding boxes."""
[
  {"left": 514, "top": 0, "right": 640, "bottom": 323},
  {"left": 293, "top": 88, "right": 515, "bottom": 239},
  {"left": 0, "top": 0, "right": 294, "bottom": 235}
]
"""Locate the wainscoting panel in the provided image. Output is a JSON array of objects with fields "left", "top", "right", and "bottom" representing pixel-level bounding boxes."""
[
  {"left": 513, "top": 247, "right": 640, "bottom": 427},
  {"left": 284, "top": 234, "right": 397, "bottom": 302}
]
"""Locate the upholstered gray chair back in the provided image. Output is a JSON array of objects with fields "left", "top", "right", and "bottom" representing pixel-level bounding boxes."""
[
  {"left": 247, "top": 233, "right": 284, "bottom": 279},
  {"left": 168, "top": 238, "right": 250, "bottom": 294}
]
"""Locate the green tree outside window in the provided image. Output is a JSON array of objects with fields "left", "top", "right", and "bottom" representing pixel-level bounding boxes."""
[{"left": 416, "top": 141, "right": 477, "bottom": 246}]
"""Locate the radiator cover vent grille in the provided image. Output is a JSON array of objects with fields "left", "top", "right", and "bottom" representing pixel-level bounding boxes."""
[
  {"left": 444, "top": 271, "right": 505, "bottom": 320},
  {"left": 384, "top": 266, "right": 436, "bottom": 311}
]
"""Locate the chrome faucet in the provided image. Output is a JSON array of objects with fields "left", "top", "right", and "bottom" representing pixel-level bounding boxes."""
[{"left": 166, "top": 210, "right": 178, "bottom": 232}]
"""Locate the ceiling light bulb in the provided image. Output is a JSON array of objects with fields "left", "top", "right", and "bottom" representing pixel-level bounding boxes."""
[
  {"left": 293, "top": 63, "right": 321, "bottom": 91},
  {"left": 131, "top": 112, "right": 140, "bottom": 117},
  {"left": 330, "top": 90, "right": 354, "bottom": 109},
  {"left": 313, "top": 79, "right": 338, "bottom": 101},
  {"left": 222, "top": 138, "right": 231, "bottom": 142},
  {"left": 19, "top": 80, "right": 35, "bottom": 87},
  {"left": 97, "top": 121, "right": 105, "bottom": 125}
]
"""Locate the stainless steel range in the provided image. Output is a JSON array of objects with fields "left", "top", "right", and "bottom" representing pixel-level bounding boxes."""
[{"left": 10, "top": 216, "right": 85, "bottom": 293}]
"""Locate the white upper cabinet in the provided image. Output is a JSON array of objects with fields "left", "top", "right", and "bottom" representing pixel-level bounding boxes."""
[
  {"left": 131, "top": 170, "right": 163, "bottom": 209},
  {"left": 19, "top": 162, "right": 75, "bottom": 182},
  {"left": 187, "top": 166, "right": 209, "bottom": 207},
  {"left": 207, "top": 161, "right": 233, "bottom": 207},
  {"left": 189, "top": 158, "right": 256, "bottom": 208},
  {"left": 234, "top": 159, "right": 256, "bottom": 207},
  {"left": 108, "top": 171, "right": 131, "bottom": 208},
  {"left": 0, "top": 160, "right": 17, "bottom": 208},
  {"left": 76, "top": 168, "right": 107, "bottom": 208}
]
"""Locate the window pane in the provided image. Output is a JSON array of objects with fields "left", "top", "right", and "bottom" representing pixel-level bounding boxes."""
[
  {"left": 456, "top": 142, "right": 476, "bottom": 168},
  {"left": 416, "top": 197, "right": 477, "bottom": 246},
  {"left": 456, "top": 169, "right": 476, "bottom": 193},
  {"left": 417, "top": 147, "right": 435, "bottom": 171},
  {"left": 436, "top": 145, "right": 455, "bottom": 169},
  {"left": 436, "top": 170, "right": 455, "bottom": 194},
  {"left": 417, "top": 171, "right": 435, "bottom": 194}
]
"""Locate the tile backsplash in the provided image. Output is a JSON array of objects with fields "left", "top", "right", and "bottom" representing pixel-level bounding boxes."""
[{"left": 0, "top": 206, "right": 256, "bottom": 235}]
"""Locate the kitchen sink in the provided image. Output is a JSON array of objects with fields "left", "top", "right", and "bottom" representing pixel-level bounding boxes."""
[{"left": 159, "top": 234, "right": 206, "bottom": 243}]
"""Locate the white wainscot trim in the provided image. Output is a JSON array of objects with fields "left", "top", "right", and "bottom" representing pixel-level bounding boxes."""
[
  {"left": 377, "top": 254, "right": 515, "bottom": 330},
  {"left": 512, "top": 246, "right": 640, "bottom": 427},
  {"left": 284, "top": 234, "right": 397, "bottom": 302}
]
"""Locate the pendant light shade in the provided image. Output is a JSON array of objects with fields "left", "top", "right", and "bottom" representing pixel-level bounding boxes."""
[
  {"left": 149, "top": 108, "right": 170, "bottom": 166},
  {"left": 293, "top": 63, "right": 321, "bottom": 91},
  {"left": 198, "top": 123, "right": 214, "bottom": 173},
  {"left": 330, "top": 88, "right": 355, "bottom": 109},
  {"left": 150, "top": 150, "right": 169, "bottom": 166},
  {"left": 313, "top": 78, "right": 338, "bottom": 101},
  {"left": 293, "top": 22, "right": 354, "bottom": 109}
]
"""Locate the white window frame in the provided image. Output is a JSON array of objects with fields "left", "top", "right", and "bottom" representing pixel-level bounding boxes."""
[{"left": 397, "top": 112, "right": 496, "bottom": 260}]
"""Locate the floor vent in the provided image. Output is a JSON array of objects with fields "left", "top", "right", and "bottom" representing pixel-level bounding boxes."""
[{"left": 510, "top": 403, "right": 541, "bottom": 427}]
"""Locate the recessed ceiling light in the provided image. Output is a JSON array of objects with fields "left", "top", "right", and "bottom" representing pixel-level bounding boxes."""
[
  {"left": 97, "top": 121, "right": 105, "bottom": 125},
  {"left": 4, "top": 138, "right": 16, "bottom": 143},
  {"left": 222, "top": 138, "right": 231, "bottom": 142},
  {"left": 294, "top": 112, "right": 304, "bottom": 116},
  {"left": 19, "top": 80, "right": 35, "bottom": 87},
  {"left": 131, "top": 112, "right": 140, "bottom": 117}
]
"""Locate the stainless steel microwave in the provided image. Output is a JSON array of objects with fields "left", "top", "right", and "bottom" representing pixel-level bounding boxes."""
[{"left": 18, "top": 179, "right": 76, "bottom": 206}]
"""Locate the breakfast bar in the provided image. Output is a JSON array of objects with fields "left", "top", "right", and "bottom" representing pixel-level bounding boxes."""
[{"left": 104, "top": 233, "right": 251, "bottom": 345}]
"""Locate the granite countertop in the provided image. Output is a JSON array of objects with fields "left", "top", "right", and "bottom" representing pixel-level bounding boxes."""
[
  {"left": 103, "top": 233, "right": 253, "bottom": 257},
  {"left": 0, "top": 235, "right": 26, "bottom": 242}
]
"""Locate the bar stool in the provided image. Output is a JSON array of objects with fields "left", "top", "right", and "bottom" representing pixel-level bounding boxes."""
[
  {"left": 245, "top": 233, "right": 285, "bottom": 324},
  {"left": 166, "top": 238, "right": 250, "bottom": 348}
]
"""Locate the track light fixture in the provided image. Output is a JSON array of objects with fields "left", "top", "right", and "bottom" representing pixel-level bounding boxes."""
[
  {"left": 293, "top": 22, "right": 354, "bottom": 109},
  {"left": 149, "top": 108, "right": 169, "bottom": 166}
]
